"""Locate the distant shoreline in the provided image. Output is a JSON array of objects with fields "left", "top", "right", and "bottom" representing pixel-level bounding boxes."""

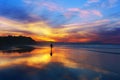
[
  {"left": 0, "top": 35, "right": 36, "bottom": 51},
  {"left": 37, "top": 41, "right": 120, "bottom": 45},
  {"left": 0, "top": 35, "right": 36, "bottom": 45}
]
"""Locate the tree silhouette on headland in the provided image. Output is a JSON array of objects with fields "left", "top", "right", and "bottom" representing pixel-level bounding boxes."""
[{"left": 0, "top": 35, "right": 36, "bottom": 46}]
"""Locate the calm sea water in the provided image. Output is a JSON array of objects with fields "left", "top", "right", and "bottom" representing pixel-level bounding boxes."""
[{"left": 0, "top": 44, "right": 120, "bottom": 80}]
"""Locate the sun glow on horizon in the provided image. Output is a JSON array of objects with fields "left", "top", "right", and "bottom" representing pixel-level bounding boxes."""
[
  {"left": 0, "top": 17, "right": 94, "bottom": 43},
  {"left": 0, "top": 0, "right": 120, "bottom": 43}
]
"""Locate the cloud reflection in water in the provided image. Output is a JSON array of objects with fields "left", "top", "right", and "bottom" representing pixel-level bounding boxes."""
[{"left": 0, "top": 46, "right": 120, "bottom": 80}]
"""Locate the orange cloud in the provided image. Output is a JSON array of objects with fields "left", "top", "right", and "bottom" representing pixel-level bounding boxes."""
[
  {"left": 1, "top": 16, "right": 119, "bottom": 43},
  {"left": 0, "top": 16, "right": 98, "bottom": 42}
]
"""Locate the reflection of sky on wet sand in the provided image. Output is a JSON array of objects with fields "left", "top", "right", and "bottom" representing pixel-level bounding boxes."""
[{"left": 0, "top": 45, "right": 120, "bottom": 80}]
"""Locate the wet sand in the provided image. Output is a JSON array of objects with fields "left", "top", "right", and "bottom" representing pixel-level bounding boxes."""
[{"left": 0, "top": 44, "right": 120, "bottom": 80}]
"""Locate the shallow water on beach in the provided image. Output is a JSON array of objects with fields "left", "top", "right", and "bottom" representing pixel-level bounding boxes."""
[{"left": 0, "top": 44, "right": 120, "bottom": 80}]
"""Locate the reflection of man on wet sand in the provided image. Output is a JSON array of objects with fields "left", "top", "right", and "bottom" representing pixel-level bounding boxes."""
[{"left": 50, "top": 43, "right": 53, "bottom": 56}]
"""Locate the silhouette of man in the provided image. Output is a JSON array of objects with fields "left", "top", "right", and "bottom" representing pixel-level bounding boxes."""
[
  {"left": 50, "top": 43, "right": 53, "bottom": 56},
  {"left": 50, "top": 43, "right": 53, "bottom": 48}
]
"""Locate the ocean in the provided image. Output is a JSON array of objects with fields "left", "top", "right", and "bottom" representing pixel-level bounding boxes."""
[{"left": 0, "top": 44, "right": 120, "bottom": 80}]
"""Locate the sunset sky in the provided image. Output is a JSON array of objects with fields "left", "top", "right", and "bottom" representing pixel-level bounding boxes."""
[{"left": 0, "top": 0, "right": 120, "bottom": 43}]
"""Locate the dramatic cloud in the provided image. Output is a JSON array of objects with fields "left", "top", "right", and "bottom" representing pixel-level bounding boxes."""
[
  {"left": 0, "top": 0, "right": 120, "bottom": 43},
  {"left": 1, "top": 15, "right": 120, "bottom": 43}
]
